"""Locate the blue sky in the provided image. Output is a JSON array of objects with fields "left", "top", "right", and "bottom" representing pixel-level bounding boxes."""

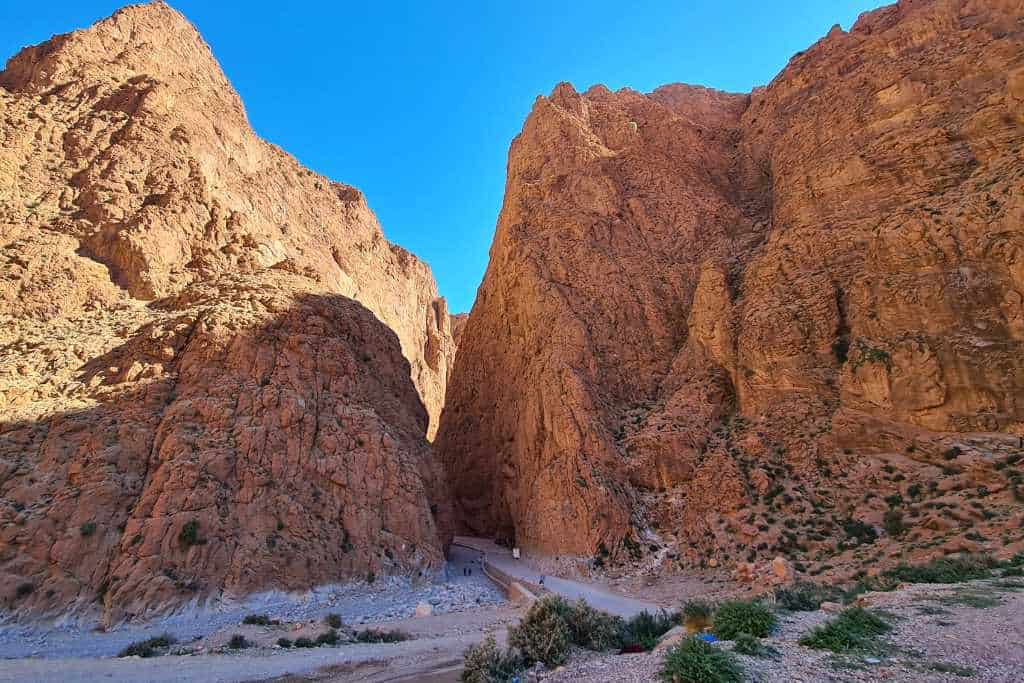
[{"left": 0, "top": 1, "right": 885, "bottom": 312}]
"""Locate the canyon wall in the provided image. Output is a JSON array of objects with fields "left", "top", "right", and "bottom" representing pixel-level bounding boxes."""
[
  {"left": 0, "top": 2, "right": 453, "bottom": 620},
  {"left": 439, "top": 0, "right": 1024, "bottom": 576}
]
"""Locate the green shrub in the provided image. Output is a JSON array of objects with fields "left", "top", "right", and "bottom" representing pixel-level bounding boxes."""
[
  {"left": 507, "top": 596, "right": 571, "bottom": 667},
  {"left": 1003, "top": 566, "right": 1024, "bottom": 577},
  {"left": 276, "top": 638, "right": 293, "bottom": 648},
  {"left": 355, "top": 628, "right": 410, "bottom": 643},
  {"left": 799, "top": 607, "right": 891, "bottom": 652},
  {"left": 325, "top": 613, "right": 343, "bottom": 629},
  {"left": 242, "top": 614, "right": 278, "bottom": 626},
  {"left": 560, "top": 598, "right": 623, "bottom": 651},
  {"left": 774, "top": 582, "right": 841, "bottom": 612},
  {"left": 659, "top": 636, "right": 743, "bottom": 683},
  {"left": 178, "top": 520, "right": 205, "bottom": 549},
  {"left": 294, "top": 637, "right": 316, "bottom": 648},
  {"left": 733, "top": 632, "right": 775, "bottom": 658},
  {"left": 315, "top": 629, "right": 340, "bottom": 646},
  {"left": 619, "top": 610, "right": 679, "bottom": 651},
  {"left": 79, "top": 522, "right": 97, "bottom": 537},
  {"left": 883, "top": 554, "right": 996, "bottom": 584},
  {"left": 228, "top": 634, "right": 250, "bottom": 650},
  {"left": 842, "top": 519, "right": 877, "bottom": 545},
  {"left": 14, "top": 583, "right": 34, "bottom": 600},
  {"left": 712, "top": 600, "right": 776, "bottom": 640},
  {"left": 118, "top": 633, "right": 177, "bottom": 658},
  {"left": 460, "top": 635, "right": 524, "bottom": 683},
  {"left": 682, "top": 600, "right": 715, "bottom": 631},
  {"left": 883, "top": 510, "right": 906, "bottom": 537}
]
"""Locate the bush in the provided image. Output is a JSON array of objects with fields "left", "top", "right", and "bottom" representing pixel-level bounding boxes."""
[
  {"left": 79, "top": 522, "right": 97, "bottom": 537},
  {"left": 842, "top": 519, "right": 877, "bottom": 545},
  {"left": 884, "top": 510, "right": 906, "bottom": 537},
  {"left": 118, "top": 634, "right": 177, "bottom": 658},
  {"left": 507, "top": 596, "right": 571, "bottom": 667},
  {"left": 712, "top": 600, "right": 776, "bottom": 640},
  {"left": 560, "top": 598, "right": 623, "bottom": 651},
  {"left": 1004, "top": 566, "right": 1024, "bottom": 577},
  {"left": 242, "top": 614, "right": 278, "bottom": 626},
  {"left": 659, "top": 636, "right": 743, "bottom": 683},
  {"left": 315, "top": 629, "right": 340, "bottom": 646},
  {"left": 294, "top": 637, "right": 316, "bottom": 648},
  {"left": 733, "top": 632, "right": 776, "bottom": 658},
  {"left": 325, "top": 613, "right": 343, "bottom": 629},
  {"left": 883, "top": 554, "right": 996, "bottom": 584},
  {"left": 619, "top": 610, "right": 679, "bottom": 651},
  {"left": 178, "top": 520, "right": 205, "bottom": 549},
  {"left": 461, "top": 635, "right": 524, "bottom": 683},
  {"left": 228, "top": 634, "right": 250, "bottom": 650},
  {"left": 355, "top": 628, "right": 410, "bottom": 643},
  {"left": 682, "top": 600, "right": 715, "bottom": 632},
  {"left": 276, "top": 638, "right": 293, "bottom": 648},
  {"left": 14, "top": 583, "right": 34, "bottom": 600},
  {"left": 774, "top": 582, "right": 842, "bottom": 612},
  {"left": 799, "top": 607, "right": 891, "bottom": 652}
]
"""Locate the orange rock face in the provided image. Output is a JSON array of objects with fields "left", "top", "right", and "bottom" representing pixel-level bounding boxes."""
[
  {"left": 439, "top": 0, "right": 1024, "bottom": 573},
  {"left": 1, "top": 3, "right": 452, "bottom": 619}
]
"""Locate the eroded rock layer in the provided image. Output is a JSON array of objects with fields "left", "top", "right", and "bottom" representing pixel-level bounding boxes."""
[
  {"left": 439, "top": 0, "right": 1024, "bottom": 579},
  {"left": 0, "top": 2, "right": 452, "bottom": 619}
]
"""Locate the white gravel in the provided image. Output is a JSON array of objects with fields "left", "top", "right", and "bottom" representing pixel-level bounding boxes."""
[{"left": 0, "top": 548, "right": 503, "bottom": 660}]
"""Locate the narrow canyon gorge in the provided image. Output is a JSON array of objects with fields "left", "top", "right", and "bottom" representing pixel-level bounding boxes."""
[{"left": 2, "top": 0, "right": 1023, "bottom": 633}]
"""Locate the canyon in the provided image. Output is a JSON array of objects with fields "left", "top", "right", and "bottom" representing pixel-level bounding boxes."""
[
  {"left": 0, "top": 1, "right": 454, "bottom": 622},
  {"left": 438, "top": 0, "right": 1024, "bottom": 585},
  {"left": 2, "top": 0, "right": 1023, "bottom": 635}
]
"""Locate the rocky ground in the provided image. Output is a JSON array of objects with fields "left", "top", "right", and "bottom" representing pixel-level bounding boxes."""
[
  {"left": 0, "top": 549, "right": 502, "bottom": 660},
  {"left": 543, "top": 574, "right": 1024, "bottom": 682}
]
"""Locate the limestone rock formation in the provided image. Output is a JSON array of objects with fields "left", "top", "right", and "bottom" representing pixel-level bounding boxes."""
[
  {"left": 0, "top": 2, "right": 452, "bottom": 620},
  {"left": 439, "top": 0, "right": 1024, "bottom": 577}
]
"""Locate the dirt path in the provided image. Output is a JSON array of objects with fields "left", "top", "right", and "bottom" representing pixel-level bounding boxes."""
[
  {"left": 0, "top": 605, "right": 521, "bottom": 683},
  {"left": 454, "top": 537, "right": 663, "bottom": 617}
]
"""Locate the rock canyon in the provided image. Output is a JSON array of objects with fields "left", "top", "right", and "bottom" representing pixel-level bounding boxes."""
[
  {"left": 2, "top": 0, "right": 1024, "bottom": 632},
  {"left": 438, "top": 0, "right": 1024, "bottom": 585}
]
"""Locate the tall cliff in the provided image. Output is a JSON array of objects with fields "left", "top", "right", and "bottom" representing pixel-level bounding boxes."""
[
  {"left": 0, "top": 2, "right": 453, "bottom": 620},
  {"left": 438, "top": 0, "right": 1024, "bottom": 576}
]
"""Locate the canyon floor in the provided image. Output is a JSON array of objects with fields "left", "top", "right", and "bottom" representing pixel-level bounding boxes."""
[{"left": 2, "top": 547, "right": 1024, "bottom": 682}]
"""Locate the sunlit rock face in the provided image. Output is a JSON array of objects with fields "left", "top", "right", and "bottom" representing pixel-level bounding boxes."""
[
  {"left": 439, "top": 0, "right": 1024, "bottom": 577},
  {"left": 0, "top": 2, "right": 454, "bottom": 620}
]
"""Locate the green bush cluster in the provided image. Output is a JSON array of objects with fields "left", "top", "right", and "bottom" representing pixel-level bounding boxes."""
[
  {"left": 463, "top": 596, "right": 680, "bottom": 681},
  {"left": 799, "top": 607, "right": 891, "bottom": 652},
  {"left": 883, "top": 554, "right": 996, "bottom": 584},
  {"left": 659, "top": 636, "right": 743, "bottom": 683},
  {"left": 461, "top": 635, "right": 524, "bottom": 683},
  {"left": 355, "top": 628, "right": 410, "bottom": 643},
  {"left": 773, "top": 582, "right": 842, "bottom": 612},
  {"left": 242, "top": 614, "right": 279, "bottom": 626},
  {"left": 118, "top": 633, "right": 177, "bottom": 658},
  {"left": 712, "top": 600, "right": 776, "bottom": 640}
]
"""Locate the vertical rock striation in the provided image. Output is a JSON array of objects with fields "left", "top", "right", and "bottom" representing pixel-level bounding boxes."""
[{"left": 439, "top": 0, "right": 1024, "bottom": 573}]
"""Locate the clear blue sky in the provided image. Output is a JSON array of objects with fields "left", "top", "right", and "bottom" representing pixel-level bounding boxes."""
[{"left": 0, "top": 1, "right": 885, "bottom": 312}]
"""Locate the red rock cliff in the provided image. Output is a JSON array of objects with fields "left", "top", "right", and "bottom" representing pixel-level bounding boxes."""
[
  {"left": 438, "top": 0, "right": 1024, "bottom": 574},
  {"left": 0, "top": 2, "right": 453, "bottom": 620}
]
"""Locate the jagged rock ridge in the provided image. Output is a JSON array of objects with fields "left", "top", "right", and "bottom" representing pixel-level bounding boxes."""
[
  {"left": 439, "top": 0, "right": 1024, "bottom": 580},
  {"left": 0, "top": 2, "right": 453, "bottom": 620}
]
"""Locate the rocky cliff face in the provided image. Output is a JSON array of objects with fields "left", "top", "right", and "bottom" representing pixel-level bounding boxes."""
[
  {"left": 0, "top": 2, "right": 453, "bottom": 620},
  {"left": 439, "top": 0, "right": 1024, "bottom": 578}
]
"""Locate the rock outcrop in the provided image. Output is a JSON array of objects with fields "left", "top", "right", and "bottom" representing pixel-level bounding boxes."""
[
  {"left": 1, "top": 2, "right": 453, "bottom": 620},
  {"left": 439, "top": 0, "right": 1024, "bottom": 577}
]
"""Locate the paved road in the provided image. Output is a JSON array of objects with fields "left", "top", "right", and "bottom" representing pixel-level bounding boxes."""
[{"left": 452, "top": 536, "right": 662, "bottom": 618}]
